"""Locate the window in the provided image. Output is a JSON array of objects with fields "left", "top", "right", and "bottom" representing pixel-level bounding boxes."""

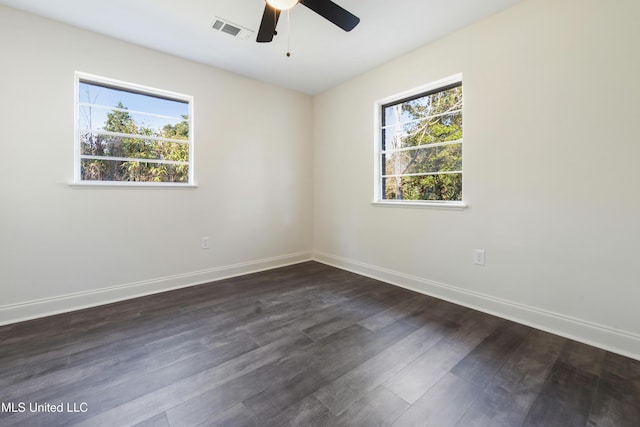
[
  {"left": 375, "top": 74, "right": 463, "bottom": 205},
  {"left": 75, "top": 73, "right": 194, "bottom": 185}
]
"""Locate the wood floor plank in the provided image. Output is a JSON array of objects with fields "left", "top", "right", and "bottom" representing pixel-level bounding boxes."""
[
  {"left": 390, "top": 373, "right": 482, "bottom": 427},
  {"left": 132, "top": 412, "right": 171, "bottom": 427},
  {"left": 450, "top": 321, "right": 532, "bottom": 388},
  {"left": 412, "top": 298, "right": 474, "bottom": 326},
  {"left": 383, "top": 313, "right": 504, "bottom": 404},
  {"left": 1, "top": 333, "right": 263, "bottom": 426},
  {"left": 3, "top": 334, "right": 257, "bottom": 414},
  {"left": 456, "top": 385, "right": 534, "bottom": 427},
  {"left": 314, "top": 315, "right": 456, "bottom": 415},
  {"left": 70, "top": 333, "right": 312, "bottom": 427},
  {"left": 558, "top": 340, "right": 606, "bottom": 377},
  {"left": 260, "top": 395, "right": 337, "bottom": 427},
  {"left": 455, "top": 330, "right": 566, "bottom": 427},
  {"left": 357, "top": 293, "right": 439, "bottom": 332},
  {"left": 587, "top": 380, "right": 640, "bottom": 427},
  {"left": 194, "top": 403, "right": 258, "bottom": 427},
  {"left": 243, "top": 391, "right": 281, "bottom": 421},
  {"left": 522, "top": 361, "right": 599, "bottom": 427},
  {"left": 241, "top": 299, "right": 334, "bottom": 346},
  {"left": 164, "top": 364, "right": 278, "bottom": 427},
  {"left": 1, "top": 308, "right": 205, "bottom": 373},
  {"left": 522, "top": 393, "right": 590, "bottom": 427},
  {"left": 587, "top": 352, "right": 640, "bottom": 427},
  {"left": 300, "top": 291, "right": 406, "bottom": 341},
  {"left": 246, "top": 320, "right": 418, "bottom": 422},
  {"left": 334, "top": 385, "right": 409, "bottom": 427},
  {"left": 289, "top": 283, "right": 411, "bottom": 342},
  {"left": 2, "top": 325, "right": 255, "bottom": 401},
  {"left": 490, "top": 330, "right": 566, "bottom": 393}
]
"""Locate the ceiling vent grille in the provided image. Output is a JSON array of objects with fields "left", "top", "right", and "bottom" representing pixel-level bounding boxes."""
[{"left": 212, "top": 17, "right": 254, "bottom": 40}]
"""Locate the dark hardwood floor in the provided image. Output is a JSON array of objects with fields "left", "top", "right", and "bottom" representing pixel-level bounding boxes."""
[{"left": 1, "top": 261, "right": 639, "bottom": 426}]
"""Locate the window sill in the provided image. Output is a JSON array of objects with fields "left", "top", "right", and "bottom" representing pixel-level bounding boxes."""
[
  {"left": 69, "top": 182, "right": 198, "bottom": 189},
  {"left": 371, "top": 200, "right": 468, "bottom": 210}
]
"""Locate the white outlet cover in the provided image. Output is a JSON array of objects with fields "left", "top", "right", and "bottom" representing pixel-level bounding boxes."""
[{"left": 201, "top": 237, "right": 210, "bottom": 249}]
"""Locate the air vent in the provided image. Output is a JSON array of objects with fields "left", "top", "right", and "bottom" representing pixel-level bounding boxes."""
[{"left": 212, "top": 17, "right": 254, "bottom": 40}]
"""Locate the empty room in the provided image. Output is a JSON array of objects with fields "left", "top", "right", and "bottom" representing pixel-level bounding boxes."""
[{"left": 1, "top": 0, "right": 639, "bottom": 426}]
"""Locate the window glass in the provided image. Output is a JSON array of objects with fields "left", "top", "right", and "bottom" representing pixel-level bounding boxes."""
[
  {"left": 76, "top": 74, "right": 193, "bottom": 185},
  {"left": 378, "top": 78, "right": 463, "bottom": 202}
]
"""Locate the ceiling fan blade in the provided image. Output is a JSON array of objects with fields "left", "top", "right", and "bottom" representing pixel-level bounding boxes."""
[
  {"left": 300, "top": 0, "right": 360, "bottom": 32},
  {"left": 257, "top": 3, "right": 281, "bottom": 42}
]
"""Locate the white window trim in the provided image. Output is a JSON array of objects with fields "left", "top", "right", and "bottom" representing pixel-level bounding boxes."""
[
  {"left": 73, "top": 72, "right": 196, "bottom": 187},
  {"left": 69, "top": 181, "right": 197, "bottom": 189},
  {"left": 372, "top": 73, "right": 466, "bottom": 208},
  {"left": 370, "top": 200, "right": 467, "bottom": 210}
]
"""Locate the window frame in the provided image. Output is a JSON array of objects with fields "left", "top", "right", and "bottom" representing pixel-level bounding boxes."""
[
  {"left": 372, "top": 73, "right": 466, "bottom": 209},
  {"left": 73, "top": 72, "right": 195, "bottom": 187}
]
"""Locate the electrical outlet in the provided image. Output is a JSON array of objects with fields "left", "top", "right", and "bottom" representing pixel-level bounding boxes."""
[
  {"left": 473, "top": 249, "right": 485, "bottom": 266},
  {"left": 201, "top": 237, "right": 210, "bottom": 250}
]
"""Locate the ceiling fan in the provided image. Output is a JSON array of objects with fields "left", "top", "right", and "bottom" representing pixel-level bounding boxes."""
[{"left": 256, "top": 0, "right": 360, "bottom": 43}]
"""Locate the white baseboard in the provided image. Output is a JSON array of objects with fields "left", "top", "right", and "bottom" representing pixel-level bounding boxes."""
[
  {"left": 4, "top": 249, "right": 639, "bottom": 361},
  {"left": 313, "top": 251, "right": 640, "bottom": 361},
  {"left": 0, "top": 251, "right": 313, "bottom": 326}
]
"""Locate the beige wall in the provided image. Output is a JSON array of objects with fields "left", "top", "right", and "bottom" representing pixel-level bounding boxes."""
[
  {"left": 0, "top": 6, "right": 314, "bottom": 321},
  {"left": 313, "top": 0, "right": 640, "bottom": 358}
]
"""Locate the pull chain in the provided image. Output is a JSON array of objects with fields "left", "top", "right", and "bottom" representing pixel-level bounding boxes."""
[{"left": 286, "top": 9, "right": 291, "bottom": 57}]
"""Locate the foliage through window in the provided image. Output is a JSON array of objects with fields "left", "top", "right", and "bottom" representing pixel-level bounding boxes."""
[
  {"left": 75, "top": 73, "right": 193, "bottom": 184},
  {"left": 378, "top": 76, "right": 463, "bottom": 202}
]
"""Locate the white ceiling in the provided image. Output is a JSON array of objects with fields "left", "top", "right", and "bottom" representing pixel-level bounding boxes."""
[{"left": 0, "top": 0, "right": 523, "bottom": 94}]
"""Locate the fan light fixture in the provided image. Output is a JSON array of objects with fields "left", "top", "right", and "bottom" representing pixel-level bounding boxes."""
[
  {"left": 256, "top": 0, "right": 359, "bottom": 43},
  {"left": 266, "top": 0, "right": 298, "bottom": 11}
]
